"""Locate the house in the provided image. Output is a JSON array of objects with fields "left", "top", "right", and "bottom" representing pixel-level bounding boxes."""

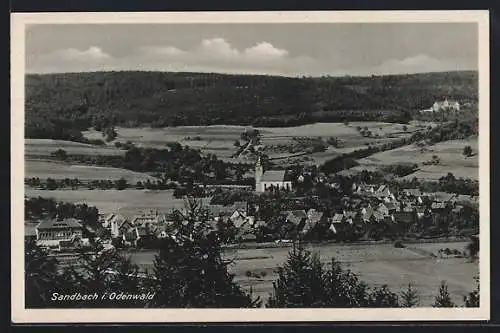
[
  {"left": 332, "top": 213, "right": 345, "bottom": 224},
  {"left": 122, "top": 228, "right": 140, "bottom": 246},
  {"left": 302, "top": 209, "right": 327, "bottom": 234},
  {"left": 35, "top": 217, "right": 84, "bottom": 247},
  {"left": 103, "top": 213, "right": 127, "bottom": 229},
  {"left": 131, "top": 213, "right": 167, "bottom": 227},
  {"left": 328, "top": 213, "right": 344, "bottom": 234},
  {"left": 355, "top": 183, "right": 377, "bottom": 196},
  {"left": 229, "top": 209, "right": 248, "bottom": 228},
  {"left": 372, "top": 211, "right": 385, "bottom": 223},
  {"left": 343, "top": 211, "right": 358, "bottom": 225},
  {"left": 111, "top": 217, "right": 133, "bottom": 239},
  {"left": 208, "top": 205, "right": 235, "bottom": 219},
  {"left": 284, "top": 210, "right": 308, "bottom": 229},
  {"left": 402, "top": 188, "right": 421, "bottom": 197},
  {"left": 432, "top": 99, "right": 460, "bottom": 112},
  {"left": 360, "top": 205, "right": 374, "bottom": 222},
  {"left": 375, "top": 185, "right": 392, "bottom": 198},
  {"left": 377, "top": 203, "right": 390, "bottom": 216},
  {"left": 255, "top": 156, "right": 292, "bottom": 193}
]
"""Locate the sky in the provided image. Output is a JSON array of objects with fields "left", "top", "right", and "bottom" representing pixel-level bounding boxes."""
[{"left": 25, "top": 23, "right": 478, "bottom": 77}]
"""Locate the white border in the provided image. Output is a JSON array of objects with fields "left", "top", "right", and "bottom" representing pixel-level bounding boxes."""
[{"left": 11, "top": 10, "right": 490, "bottom": 323}]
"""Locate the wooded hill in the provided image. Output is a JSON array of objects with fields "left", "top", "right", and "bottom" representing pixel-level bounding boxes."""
[{"left": 25, "top": 70, "right": 478, "bottom": 140}]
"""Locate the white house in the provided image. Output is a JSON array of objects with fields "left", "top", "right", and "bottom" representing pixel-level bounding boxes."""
[
  {"left": 432, "top": 99, "right": 460, "bottom": 112},
  {"left": 255, "top": 156, "right": 292, "bottom": 193}
]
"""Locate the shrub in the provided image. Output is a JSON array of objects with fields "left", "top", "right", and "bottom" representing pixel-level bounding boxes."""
[{"left": 394, "top": 240, "right": 405, "bottom": 248}]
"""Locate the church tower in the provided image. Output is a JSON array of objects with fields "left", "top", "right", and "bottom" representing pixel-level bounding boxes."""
[{"left": 255, "top": 156, "right": 263, "bottom": 192}]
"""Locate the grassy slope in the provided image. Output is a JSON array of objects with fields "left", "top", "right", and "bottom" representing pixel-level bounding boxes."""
[
  {"left": 25, "top": 159, "right": 157, "bottom": 183},
  {"left": 25, "top": 138, "right": 125, "bottom": 157},
  {"left": 353, "top": 137, "right": 479, "bottom": 180}
]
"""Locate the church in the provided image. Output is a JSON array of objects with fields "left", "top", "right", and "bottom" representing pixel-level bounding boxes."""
[{"left": 254, "top": 156, "right": 293, "bottom": 193}]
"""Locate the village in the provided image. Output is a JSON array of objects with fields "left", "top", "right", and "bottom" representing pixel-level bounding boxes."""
[{"left": 27, "top": 153, "right": 479, "bottom": 254}]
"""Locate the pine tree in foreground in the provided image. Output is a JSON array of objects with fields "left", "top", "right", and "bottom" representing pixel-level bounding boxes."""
[
  {"left": 367, "top": 285, "right": 400, "bottom": 308},
  {"left": 24, "top": 239, "right": 61, "bottom": 308},
  {"left": 322, "top": 258, "right": 369, "bottom": 308},
  {"left": 151, "top": 198, "right": 261, "bottom": 308},
  {"left": 267, "top": 241, "right": 403, "bottom": 308},
  {"left": 267, "top": 242, "right": 325, "bottom": 308},
  {"left": 400, "top": 282, "right": 420, "bottom": 308},
  {"left": 464, "top": 275, "right": 480, "bottom": 307},
  {"left": 433, "top": 281, "right": 456, "bottom": 308}
]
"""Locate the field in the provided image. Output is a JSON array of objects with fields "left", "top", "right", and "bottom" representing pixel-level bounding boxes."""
[
  {"left": 82, "top": 122, "right": 423, "bottom": 166},
  {"left": 352, "top": 137, "right": 479, "bottom": 180},
  {"left": 25, "top": 139, "right": 124, "bottom": 157},
  {"left": 25, "top": 159, "right": 157, "bottom": 183},
  {"left": 24, "top": 189, "right": 211, "bottom": 216},
  {"left": 127, "top": 241, "right": 477, "bottom": 307}
]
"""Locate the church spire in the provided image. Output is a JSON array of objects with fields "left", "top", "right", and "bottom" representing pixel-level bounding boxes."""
[{"left": 255, "top": 155, "right": 264, "bottom": 193}]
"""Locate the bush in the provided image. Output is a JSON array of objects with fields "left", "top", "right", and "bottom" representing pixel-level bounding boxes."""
[{"left": 394, "top": 240, "right": 405, "bottom": 248}]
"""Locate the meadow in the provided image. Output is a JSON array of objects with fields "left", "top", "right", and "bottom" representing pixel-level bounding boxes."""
[
  {"left": 24, "top": 188, "right": 211, "bottom": 216},
  {"left": 82, "top": 122, "right": 420, "bottom": 166},
  {"left": 25, "top": 159, "right": 157, "bottom": 183},
  {"left": 354, "top": 137, "right": 479, "bottom": 180},
  {"left": 127, "top": 241, "right": 477, "bottom": 307},
  {"left": 25, "top": 139, "right": 124, "bottom": 157}
]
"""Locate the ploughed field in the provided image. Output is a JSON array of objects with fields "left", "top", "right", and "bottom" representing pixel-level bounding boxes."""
[{"left": 127, "top": 241, "right": 478, "bottom": 307}]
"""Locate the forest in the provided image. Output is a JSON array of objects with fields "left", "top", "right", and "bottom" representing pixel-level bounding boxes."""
[{"left": 25, "top": 70, "right": 478, "bottom": 140}]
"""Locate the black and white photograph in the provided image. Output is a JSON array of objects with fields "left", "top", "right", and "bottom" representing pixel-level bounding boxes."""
[{"left": 11, "top": 11, "right": 490, "bottom": 323}]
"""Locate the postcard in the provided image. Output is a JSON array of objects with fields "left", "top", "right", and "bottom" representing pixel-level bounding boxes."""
[{"left": 11, "top": 10, "right": 490, "bottom": 323}]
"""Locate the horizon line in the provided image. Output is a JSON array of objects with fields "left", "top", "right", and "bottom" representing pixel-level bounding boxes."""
[{"left": 24, "top": 69, "right": 478, "bottom": 79}]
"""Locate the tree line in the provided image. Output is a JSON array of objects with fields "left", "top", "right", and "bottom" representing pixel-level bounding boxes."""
[
  {"left": 25, "top": 70, "right": 477, "bottom": 141},
  {"left": 44, "top": 143, "right": 253, "bottom": 185},
  {"left": 25, "top": 197, "right": 99, "bottom": 228}
]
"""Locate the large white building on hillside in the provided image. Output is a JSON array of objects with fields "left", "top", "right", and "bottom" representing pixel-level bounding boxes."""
[
  {"left": 432, "top": 98, "right": 460, "bottom": 112},
  {"left": 255, "top": 156, "right": 292, "bottom": 193}
]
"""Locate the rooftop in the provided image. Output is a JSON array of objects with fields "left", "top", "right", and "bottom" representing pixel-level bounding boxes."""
[
  {"left": 261, "top": 170, "right": 287, "bottom": 182},
  {"left": 37, "top": 218, "right": 83, "bottom": 230}
]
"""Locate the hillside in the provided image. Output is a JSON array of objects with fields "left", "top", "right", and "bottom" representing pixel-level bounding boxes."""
[{"left": 25, "top": 70, "right": 478, "bottom": 140}]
